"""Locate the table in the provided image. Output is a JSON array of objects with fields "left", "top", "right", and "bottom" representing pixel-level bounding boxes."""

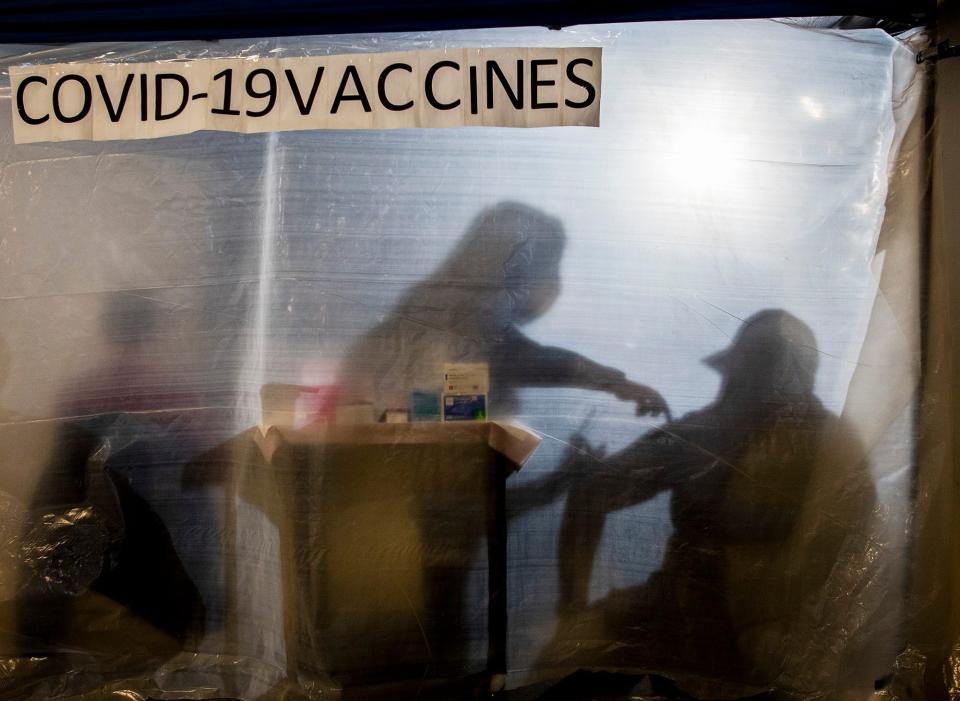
[{"left": 187, "top": 422, "right": 540, "bottom": 698}]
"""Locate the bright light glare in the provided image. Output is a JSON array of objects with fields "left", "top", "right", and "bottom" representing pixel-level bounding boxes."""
[
  {"left": 659, "top": 127, "right": 746, "bottom": 196},
  {"left": 801, "top": 95, "right": 825, "bottom": 120}
]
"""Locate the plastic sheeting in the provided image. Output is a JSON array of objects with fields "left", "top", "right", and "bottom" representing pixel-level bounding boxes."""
[{"left": 0, "top": 18, "right": 937, "bottom": 701}]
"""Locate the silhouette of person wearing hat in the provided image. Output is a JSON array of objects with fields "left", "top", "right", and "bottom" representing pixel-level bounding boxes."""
[{"left": 544, "top": 309, "right": 877, "bottom": 698}]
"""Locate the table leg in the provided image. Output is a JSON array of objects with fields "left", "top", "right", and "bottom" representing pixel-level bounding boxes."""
[{"left": 487, "top": 453, "right": 508, "bottom": 696}]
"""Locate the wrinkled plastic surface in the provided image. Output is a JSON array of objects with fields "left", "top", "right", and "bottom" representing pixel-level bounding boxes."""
[{"left": 0, "top": 19, "right": 935, "bottom": 701}]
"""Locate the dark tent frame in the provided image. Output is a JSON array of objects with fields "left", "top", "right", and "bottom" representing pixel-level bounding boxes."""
[
  {"left": 1, "top": 1, "right": 954, "bottom": 700},
  {"left": 0, "top": 0, "right": 932, "bottom": 43}
]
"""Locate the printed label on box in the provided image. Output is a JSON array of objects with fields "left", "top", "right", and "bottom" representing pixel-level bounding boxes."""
[
  {"left": 443, "top": 394, "right": 488, "bottom": 422},
  {"left": 443, "top": 362, "right": 489, "bottom": 394}
]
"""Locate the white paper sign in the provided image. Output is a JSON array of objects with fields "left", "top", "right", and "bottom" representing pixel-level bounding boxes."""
[
  {"left": 443, "top": 362, "right": 490, "bottom": 394},
  {"left": 10, "top": 48, "right": 602, "bottom": 144}
]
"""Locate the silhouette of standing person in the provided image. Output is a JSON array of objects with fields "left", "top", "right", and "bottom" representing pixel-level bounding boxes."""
[
  {"left": 337, "top": 201, "right": 667, "bottom": 418},
  {"left": 323, "top": 203, "right": 668, "bottom": 693},
  {"left": 544, "top": 310, "right": 878, "bottom": 699},
  {"left": 59, "top": 292, "right": 199, "bottom": 417}
]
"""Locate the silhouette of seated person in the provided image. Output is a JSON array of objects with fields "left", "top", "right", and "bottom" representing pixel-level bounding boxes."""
[
  {"left": 0, "top": 302, "right": 205, "bottom": 695},
  {"left": 545, "top": 310, "right": 877, "bottom": 699},
  {"left": 337, "top": 201, "right": 667, "bottom": 418}
]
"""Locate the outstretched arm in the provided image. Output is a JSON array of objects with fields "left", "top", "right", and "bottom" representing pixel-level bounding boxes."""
[{"left": 497, "top": 329, "right": 670, "bottom": 417}]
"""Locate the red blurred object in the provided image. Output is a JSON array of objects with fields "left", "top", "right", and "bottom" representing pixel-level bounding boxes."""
[{"left": 301, "top": 384, "right": 340, "bottom": 424}]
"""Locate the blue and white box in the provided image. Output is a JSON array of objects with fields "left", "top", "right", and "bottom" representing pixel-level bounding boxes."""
[{"left": 442, "top": 362, "right": 489, "bottom": 422}]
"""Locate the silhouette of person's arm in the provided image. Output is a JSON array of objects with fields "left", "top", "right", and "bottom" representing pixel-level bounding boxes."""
[
  {"left": 556, "top": 422, "right": 712, "bottom": 611},
  {"left": 507, "top": 419, "right": 700, "bottom": 517},
  {"left": 496, "top": 328, "right": 668, "bottom": 416},
  {"left": 507, "top": 467, "right": 578, "bottom": 516}
]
